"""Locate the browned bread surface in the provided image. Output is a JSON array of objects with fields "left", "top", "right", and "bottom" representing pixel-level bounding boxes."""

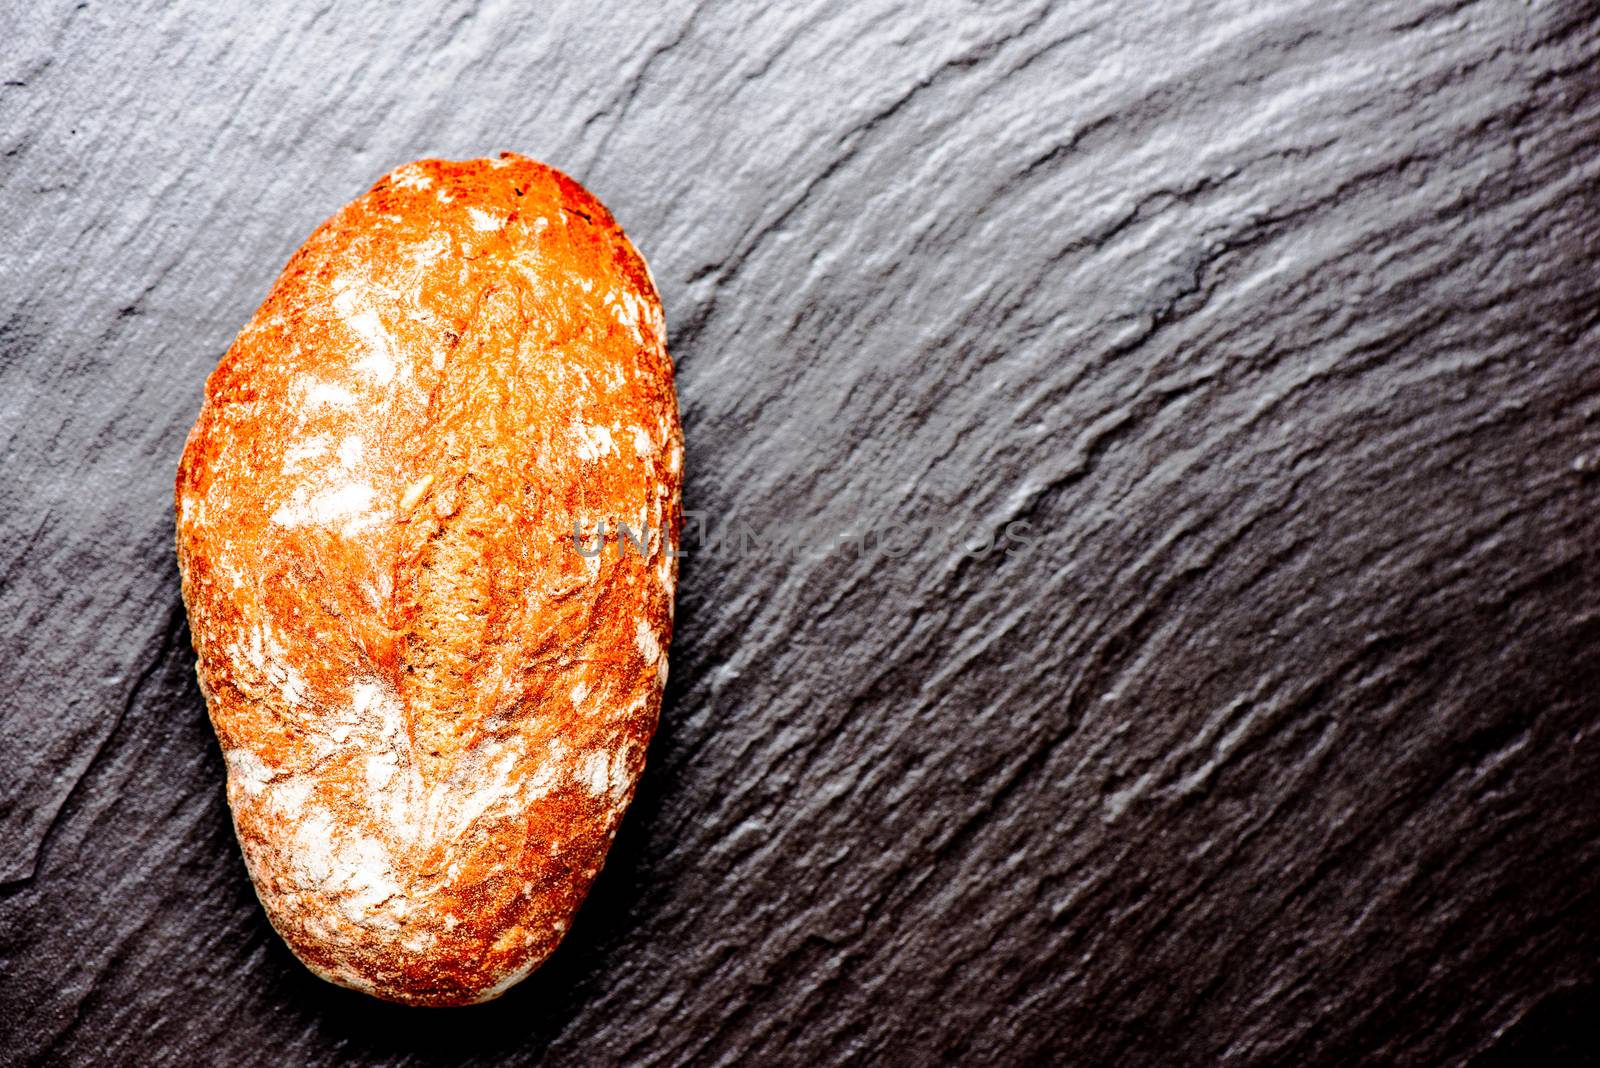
[{"left": 175, "top": 155, "right": 682, "bottom": 1006}]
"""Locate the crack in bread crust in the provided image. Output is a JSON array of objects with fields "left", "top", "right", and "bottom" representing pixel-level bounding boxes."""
[{"left": 398, "top": 285, "right": 529, "bottom": 784}]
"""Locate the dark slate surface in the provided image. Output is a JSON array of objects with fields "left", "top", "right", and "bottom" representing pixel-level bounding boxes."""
[{"left": 4, "top": 0, "right": 1600, "bottom": 1064}]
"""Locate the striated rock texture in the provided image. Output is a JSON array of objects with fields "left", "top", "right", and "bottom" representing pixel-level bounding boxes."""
[
  {"left": 2, "top": 0, "right": 1599, "bottom": 1063},
  {"left": 175, "top": 156, "right": 681, "bottom": 1005}
]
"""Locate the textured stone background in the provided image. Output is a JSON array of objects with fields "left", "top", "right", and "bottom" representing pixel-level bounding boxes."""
[{"left": 3, "top": 0, "right": 1600, "bottom": 1064}]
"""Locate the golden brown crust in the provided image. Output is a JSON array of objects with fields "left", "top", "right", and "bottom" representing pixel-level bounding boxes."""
[{"left": 175, "top": 155, "right": 682, "bottom": 1006}]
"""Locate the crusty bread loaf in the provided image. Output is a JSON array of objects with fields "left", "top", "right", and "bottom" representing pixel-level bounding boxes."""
[{"left": 175, "top": 154, "right": 682, "bottom": 1006}]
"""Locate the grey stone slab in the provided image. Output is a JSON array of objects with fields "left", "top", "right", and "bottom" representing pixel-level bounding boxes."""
[{"left": 2, "top": 0, "right": 1598, "bottom": 1064}]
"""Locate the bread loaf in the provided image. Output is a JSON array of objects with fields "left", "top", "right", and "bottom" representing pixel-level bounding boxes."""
[{"left": 174, "top": 154, "right": 682, "bottom": 1006}]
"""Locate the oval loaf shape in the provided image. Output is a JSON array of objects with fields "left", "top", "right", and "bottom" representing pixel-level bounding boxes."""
[{"left": 175, "top": 155, "right": 682, "bottom": 1006}]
